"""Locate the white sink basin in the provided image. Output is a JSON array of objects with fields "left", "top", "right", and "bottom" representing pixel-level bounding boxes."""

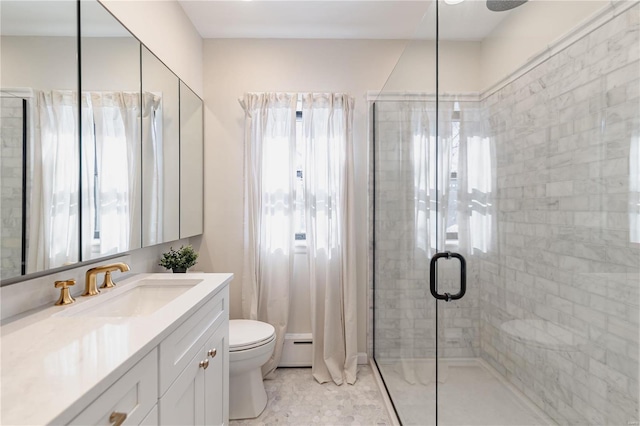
[{"left": 56, "top": 278, "right": 203, "bottom": 318}]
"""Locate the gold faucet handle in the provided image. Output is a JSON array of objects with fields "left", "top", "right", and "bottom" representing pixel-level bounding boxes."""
[
  {"left": 101, "top": 271, "right": 116, "bottom": 289},
  {"left": 54, "top": 279, "right": 76, "bottom": 306},
  {"left": 99, "top": 263, "right": 130, "bottom": 289}
]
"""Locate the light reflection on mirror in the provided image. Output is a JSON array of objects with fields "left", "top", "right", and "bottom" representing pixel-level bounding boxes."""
[
  {"left": 142, "top": 47, "right": 180, "bottom": 247},
  {"left": 179, "top": 82, "right": 204, "bottom": 238},
  {"left": 80, "top": 0, "right": 142, "bottom": 260},
  {"left": 0, "top": 1, "right": 79, "bottom": 280}
]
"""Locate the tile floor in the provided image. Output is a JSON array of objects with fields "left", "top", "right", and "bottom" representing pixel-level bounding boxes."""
[{"left": 230, "top": 365, "right": 391, "bottom": 425}]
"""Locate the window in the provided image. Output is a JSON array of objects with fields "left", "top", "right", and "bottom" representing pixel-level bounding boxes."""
[
  {"left": 446, "top": 103, "right": 460, "bottom": 246},
  {"left": 293, "top": 105, "right": 306, "bottom": 243}
]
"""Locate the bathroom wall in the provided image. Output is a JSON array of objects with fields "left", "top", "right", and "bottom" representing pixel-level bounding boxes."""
[
  {"left": 480, "top": 0, "right": 607, "bottom": 90},
  {"left": 381, "top": 40, "right": 481, "bottom": 94},
  {"left": 0, "top": 0, "right": 204, "bottom": 320},
  {"left": 100, "top": 0, "right": 203, "bottom": 96},
  {"left": 202, "top": 38, "right": 482, "bottom": 355},
  {"left": 479, "top": 4, "right": 639, "bottom": 424},
  {"left": 0, "top": 36, "right": 77, "bottom": 90}
]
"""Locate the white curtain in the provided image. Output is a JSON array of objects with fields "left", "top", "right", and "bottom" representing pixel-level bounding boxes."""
[
  {"left": 81, "top": 91, "right": 141, "bottom": 258},
  {"left": 27, "top": 90, "right": 79, "bottom": 272},
  {"left": 456, "top": 102, "right": 495, "bottom": 254},
  {"left": 240, "top": 92, "right": 297, "bottom": 378},
  {"left": 403, "top": 99, "right": 493, "bottom": 256},
  {"left": 302, "top": 93, "right": 357, "bottom": 385},
  {"left": 142, "top": 92, "right": 163, "bottom": 246},
  {"left": 403, "top": 100, "right": 453, "bottom": 256},
  {"left": 408, "top": 101, "right": 445, "bottom": 255}
]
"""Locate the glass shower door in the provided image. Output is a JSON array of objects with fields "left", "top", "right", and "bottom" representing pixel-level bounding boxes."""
[
  {"left": 433, "top": 1, "right": 640, "bottom": 425},
  {"left": 371, "top": 1, "right": 439, "bottom": 424}
]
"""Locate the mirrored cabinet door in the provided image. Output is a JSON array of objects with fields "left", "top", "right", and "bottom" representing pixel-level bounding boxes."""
[
  {"left": 80, "top": 0, "right": 142, "bottom": 260},
  {"left": 0, "top": 1, "right": 79, "bottom": 279},
  {"left": 179, "top": 82, "right": 204, "bottom": 238},
  {"left": 141, "top": 47, "right": 180, "bottom": 246}
]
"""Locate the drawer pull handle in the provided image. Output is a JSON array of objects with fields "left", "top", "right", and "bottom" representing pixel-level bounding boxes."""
[
  {"left": 199, "top": 359, "right": 209, "bottom": 369},
  {"left": 109, "top": 411, "right": 127, "bottom": 426},
  {"left": 208, "top": 348, "right": 217, "bottom": 358}
]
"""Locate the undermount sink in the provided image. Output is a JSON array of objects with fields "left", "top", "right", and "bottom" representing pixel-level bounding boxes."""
[{"left": 56, "top": 278, "right": 203, "bottom": 318}]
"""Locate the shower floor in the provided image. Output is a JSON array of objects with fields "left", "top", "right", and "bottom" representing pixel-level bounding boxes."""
[{"left": 377, "top": 358, "right": 552, "bottom": 426}]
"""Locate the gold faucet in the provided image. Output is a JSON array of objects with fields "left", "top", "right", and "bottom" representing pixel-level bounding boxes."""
[{"left": 83, "top": 262, "right": 130, "bottom": 297}]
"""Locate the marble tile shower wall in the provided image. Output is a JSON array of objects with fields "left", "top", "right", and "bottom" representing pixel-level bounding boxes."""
[
  {"left": 1, "top": 97, "right": 24, "bottom": 279},
  {"left": 373, "top": 100, "right": 480, "bottom": 360},
  {"left": 479, "top": 5, "right": 639, "bottom": 425}
]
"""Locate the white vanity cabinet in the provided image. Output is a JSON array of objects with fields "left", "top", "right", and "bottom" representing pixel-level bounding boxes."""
[
  {"left": 64, "top": 280, "right": 229, "bottom": 426},
  {"left": 0, "top": 273, "right": 233, "bottom": 426}
]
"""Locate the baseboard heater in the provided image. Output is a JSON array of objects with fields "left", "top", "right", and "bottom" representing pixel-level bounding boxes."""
[{"left": 279, "top": 333, "right": 313, "bottom": 367}]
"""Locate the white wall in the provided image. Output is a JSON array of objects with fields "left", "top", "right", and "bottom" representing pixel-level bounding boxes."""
[
  {"left": 480, "top": 0, "right": 607, "bottom": 90},
  {"left": 0, "top": 0, "right": 204, "bottom": 319},
  {"left": 100, "top": 0, "right": 203, "bottom": 97},
  {"left": 1, "top": 36, "right": 77, "bottom": 90},
  {"left": 383, "top": 40, "right": 482, "bottom": 94},
  {"left": 201, "top": 38, "right": 482, "bottom": 354}
]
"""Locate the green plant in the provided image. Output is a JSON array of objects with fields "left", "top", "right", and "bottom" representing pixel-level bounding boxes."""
[{"left": 159, "top": 245, "right": 199, "bottom": 270}]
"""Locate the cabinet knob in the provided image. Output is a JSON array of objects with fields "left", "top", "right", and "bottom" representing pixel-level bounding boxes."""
[
  {"left": 208, "top": 348, "right": 217, "bottom": 358},
  {"left": 109, "top": 411, "right": 127, "bottom": 426},
  {"left": 199, "top": 359, "right": 209, "bottom": 369}
]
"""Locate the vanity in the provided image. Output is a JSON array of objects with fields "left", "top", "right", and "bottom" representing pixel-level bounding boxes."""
[{"left": 1, "top": 273, "right": 231, "bottom": 425}]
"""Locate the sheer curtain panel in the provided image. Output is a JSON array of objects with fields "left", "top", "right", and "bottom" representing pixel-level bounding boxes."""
[
  {"left": 27, "top": 90, "right": 79, "bottom": 272},
  {"left": 302, "top": 93, "right": 358, "bottom": 385},
  {"left": 240, "top": 92, "right": 297, "bottom": 377},
  {"left": 81, "top": 92, "right": 141, "bottom": 258}
]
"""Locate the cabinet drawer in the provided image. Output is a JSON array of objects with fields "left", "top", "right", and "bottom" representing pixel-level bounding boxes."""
[
  {"left": 159, "top": 289, "right": 226, "bottom": 395},
  {"left": 69, "top": 349, "right": 158, "bottom": 426}
]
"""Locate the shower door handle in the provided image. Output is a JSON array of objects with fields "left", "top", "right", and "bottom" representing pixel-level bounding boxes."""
[{"left": 429, "top": 251, "right": 466, "bottom": 302}]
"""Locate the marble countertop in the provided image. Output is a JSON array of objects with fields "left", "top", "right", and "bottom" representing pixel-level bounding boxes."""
[{"left": 0, "top": 272, "right": 232, "bottom": 425}]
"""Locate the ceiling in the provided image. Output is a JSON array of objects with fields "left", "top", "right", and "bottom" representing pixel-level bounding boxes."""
[{"left": 178, "top": 0, "right": 514, "bottom": 41}]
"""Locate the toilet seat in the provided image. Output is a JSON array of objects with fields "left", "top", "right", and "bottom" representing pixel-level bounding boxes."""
[{"left": 230, "top": 319, "right": 276, "bottom": 352}]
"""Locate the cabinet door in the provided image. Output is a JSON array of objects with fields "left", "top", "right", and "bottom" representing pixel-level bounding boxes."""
[
  {"left": 204, "top": 323, "right": 229, "bottom": 426},
  {"left": 159, "top": 349, "right": 205, "bottom": 425}
]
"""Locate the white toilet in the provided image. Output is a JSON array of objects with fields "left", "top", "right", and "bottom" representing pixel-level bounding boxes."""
[{"left": 229, "top": 319, "right": 276, "bottom": 420}]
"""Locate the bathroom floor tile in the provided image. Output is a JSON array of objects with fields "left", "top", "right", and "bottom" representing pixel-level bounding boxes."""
[{"left": 230, "top": 365, "right": 391, "bottom": 425}]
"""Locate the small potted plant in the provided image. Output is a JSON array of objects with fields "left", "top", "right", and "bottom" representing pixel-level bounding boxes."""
[{"left": 159, "top": 245, "right": 199, "bottom": 273}]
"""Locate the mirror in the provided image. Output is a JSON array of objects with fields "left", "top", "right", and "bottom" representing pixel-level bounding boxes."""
[
  {"left": 0, "top": 0, "right": 205, "bottom": 284},
  {"left": 80, "top": 0, "right": 142, "bottom": 260},
  {"left": 0, "top": 1, "right": 79, "bottom": 280},
  {"left": 141, "top": 47, "right": 180, "bottom": 246},
  {"left": 179, "top": 82, "right": 204, "bottom": 238}
]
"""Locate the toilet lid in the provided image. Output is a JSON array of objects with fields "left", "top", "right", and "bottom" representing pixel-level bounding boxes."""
[{"left": 229, "top": 319, "right": 276, "bottom": 352}]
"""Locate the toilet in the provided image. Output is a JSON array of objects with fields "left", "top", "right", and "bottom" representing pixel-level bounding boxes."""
[{"left": 229, "top": 319, "right": 276, "bottom": 420}]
